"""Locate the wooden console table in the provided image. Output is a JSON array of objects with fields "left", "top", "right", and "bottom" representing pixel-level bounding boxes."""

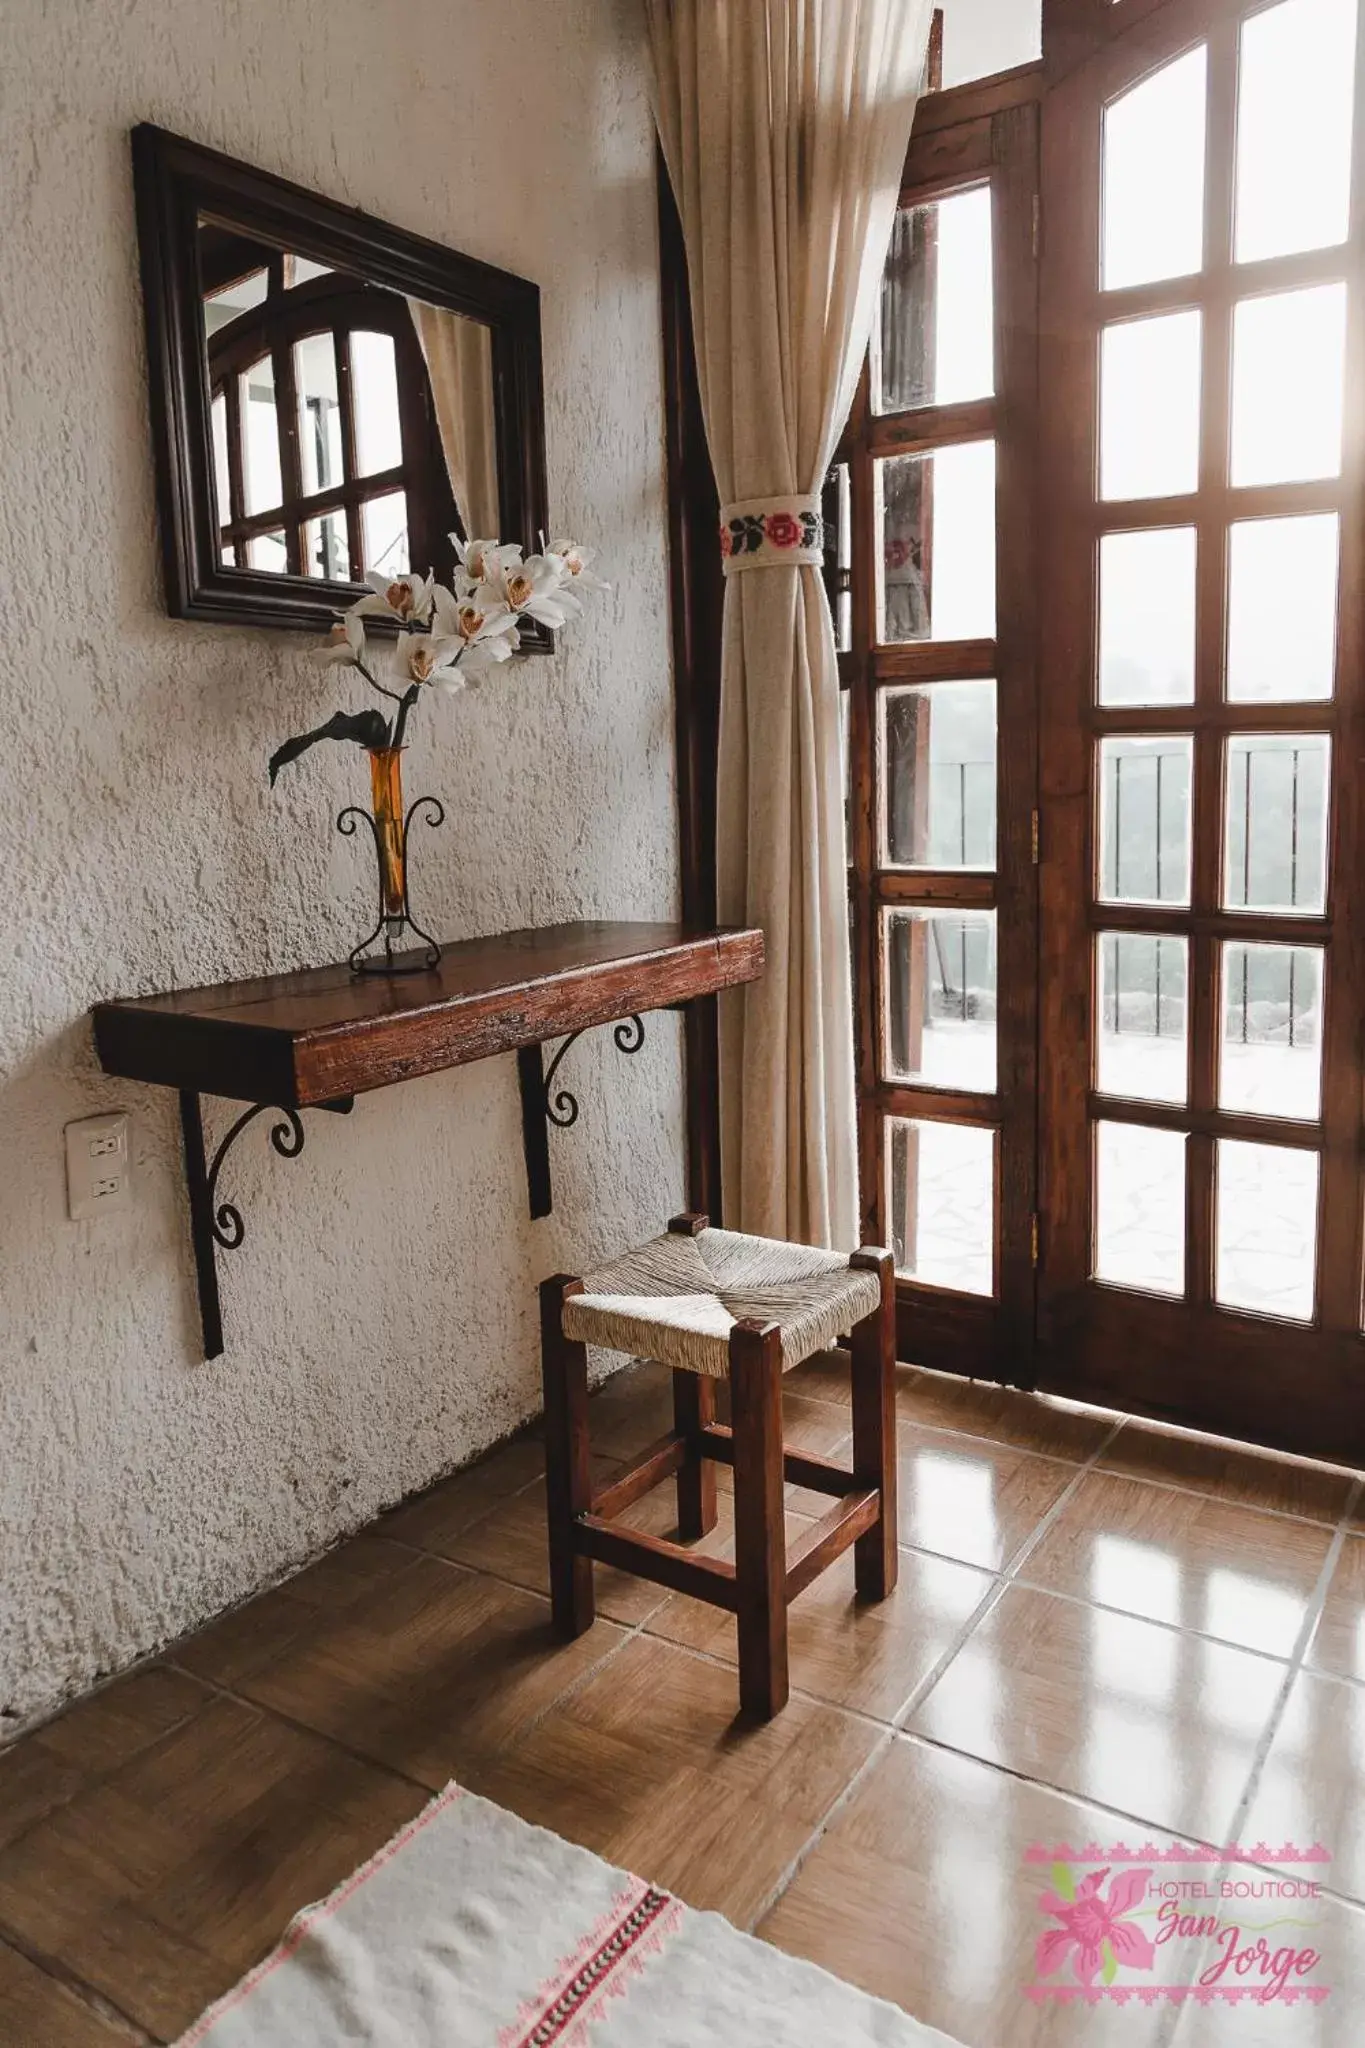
[{"left": 92, "top": 921, "right": 763, "bottom": 1358}]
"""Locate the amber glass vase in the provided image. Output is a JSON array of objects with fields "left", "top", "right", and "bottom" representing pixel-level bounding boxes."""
[
  {"left": 369, "top": 745, "right": 407, "bottom": 928},
  {"left": 340, "top": 745, "right": 443, "bottom": 975}
]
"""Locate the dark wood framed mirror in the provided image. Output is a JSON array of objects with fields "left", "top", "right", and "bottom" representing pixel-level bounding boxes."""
[{"left": 132, "top": 125, "right": 551, "bottom": 644}]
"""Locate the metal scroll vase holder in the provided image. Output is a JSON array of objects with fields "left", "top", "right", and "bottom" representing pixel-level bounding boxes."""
[{"left": 337, "top": 744, "right": 444, "bottom": 976}]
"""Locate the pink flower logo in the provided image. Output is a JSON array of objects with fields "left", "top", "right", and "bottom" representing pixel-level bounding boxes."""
[
  {"left": 764, "top": 510, "right": 802, "bottom": 549},
  {"left": 1036, "top": 1867, "right": 1155, "bottom": 1987}
]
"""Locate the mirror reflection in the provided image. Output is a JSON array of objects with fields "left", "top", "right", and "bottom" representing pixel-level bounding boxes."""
[{"left": 198, "top": 216, "right": 499, "bottom": 588}]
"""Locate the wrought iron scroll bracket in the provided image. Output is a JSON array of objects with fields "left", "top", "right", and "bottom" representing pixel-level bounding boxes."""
[
  {"left": 517, "top": 1015, "right": 647, "bottom": 1219},
  {"left": 179, "top": 1091, "right": 355, "bottom": 1361}
]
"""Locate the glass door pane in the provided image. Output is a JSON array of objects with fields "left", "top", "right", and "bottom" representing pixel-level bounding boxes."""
[
  {"left": 877, "top": 186, "right": 994, "bottom": 411},
  {"left": 1235, "top": 0, "right": 1357, "bottom": 263},
  {"left": 1097, "top": 736, "right": 1194, "bottom": 906},
  {"left": 1098, "top": 529, "right": 1197, "bottom": 706},
  {"left": 1102, "top": 45, "right": 1207, "bottom": 290},
  {"left": 1094, "top": 1122, "right": 1187, "bottom": 1296},
  {"left": 1214, "top": 1141, "right": 1319, "bottom": 1320},
  {"left": 887, "top": 1117, "right": 995, "bottom": 1295},
  {"left": 1099, "top": 312, "right": 1202, "bottom": 500},
  {"left": 1096, "top": 934, "right": 1188, "bottom": 1104},
  {"left": 880, "top": 681, "right": 997, "bottom": 870},
  {"left": 876, "top": 444, "right": 997, "bottom": 642},
  {"left": 1229, "top": 285, "right": 1347, "bottom": 487},
  {"left": 1226, "top": 517, "right": 1339, "bottom": 703},
  {"left": 1218, "top": 944, "right": 1324, "bottom": 1120},
  {"left": 884, "top": 909, "right": 998, "bottom": 1091},
  {"left": 1222, "top": 735, "right": 1330, "bottom": 915}
]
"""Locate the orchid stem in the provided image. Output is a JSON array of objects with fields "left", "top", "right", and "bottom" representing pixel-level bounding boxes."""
[
  {"left": 355, "top": 658, "right": 403, "bottom": 706},
  {"left": 391, "top": 685, "right": 420, "bottom": 752}
]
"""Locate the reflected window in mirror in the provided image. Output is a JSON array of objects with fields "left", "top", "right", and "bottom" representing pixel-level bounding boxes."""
[{"left": 197, "top": 223, "right": 498, "bottom": 590}]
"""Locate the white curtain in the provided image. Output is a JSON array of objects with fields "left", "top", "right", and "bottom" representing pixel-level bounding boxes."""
[
  {"left": 645, "top": 0, "right": 933, "bottom": 1248},
  {"left": 408, "top": 301, "right": 501, "bottom": 541}
]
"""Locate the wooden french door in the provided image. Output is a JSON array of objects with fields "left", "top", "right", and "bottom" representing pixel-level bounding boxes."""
[
  {"left": 1036, "top": 0, "right": 1365, "bottom": 1462},
  {"left": 842, "top": 84, "right": 1042, "bottom": 1383},
  {"left": 665, "top": 0, "right": 1365, "bottom": 1460}
]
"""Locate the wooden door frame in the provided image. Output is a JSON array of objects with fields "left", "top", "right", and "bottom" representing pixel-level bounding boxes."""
[{"left": 658, "top": 161, "right": 725, "bottom": 1222}]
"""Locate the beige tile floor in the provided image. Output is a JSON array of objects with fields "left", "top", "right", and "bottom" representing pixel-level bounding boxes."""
[{"left": 0, "top": 1357, "right": 1361, "bottom": 2046}]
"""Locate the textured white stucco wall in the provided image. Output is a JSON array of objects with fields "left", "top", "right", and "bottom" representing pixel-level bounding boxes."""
[{"left": 0, "top": 0, "right": 681, "bottom": 1732}]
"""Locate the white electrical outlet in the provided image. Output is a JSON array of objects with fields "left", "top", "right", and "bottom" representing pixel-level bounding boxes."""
[{"left": 66, "top": 1113, "right": 131, "bottom": 1221}]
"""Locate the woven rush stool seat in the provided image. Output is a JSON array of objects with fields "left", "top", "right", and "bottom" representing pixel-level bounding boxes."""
[
  {"left": 540, "top": 1213, "right": 899, "bottom": 1720},
  {"left": 562, "top": 1225, "right": 882, "bottom": 1379}
]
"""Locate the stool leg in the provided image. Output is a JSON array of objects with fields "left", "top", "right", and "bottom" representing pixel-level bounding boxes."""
[
  {"left": 729, "top": 1318, "right": 788, "bottom": 1719},
  {"left": 850, "top": 1249, "right": 898, "bottom": 1602},
  {"left": 673, "top": 1369, "right": 717, "bottom": 1540},
  {"left": 540, "top": 1275, "right": 595, "bottom": 1639}
]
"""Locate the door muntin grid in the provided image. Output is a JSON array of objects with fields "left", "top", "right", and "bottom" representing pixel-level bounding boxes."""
[
  {"left": 1083, "top": 0, "right": 1355, "bottom": 1326},
  {"left": 861, "top": 153, "right": 1017, "bottom": 1317}
]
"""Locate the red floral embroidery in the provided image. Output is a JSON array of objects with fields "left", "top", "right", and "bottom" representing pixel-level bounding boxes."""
[
  {"left": 720, "top": 507, "right": 823, "bottom": 561},
  {"left": 764, "top": 510, "right": 802, "bottom": 549}
]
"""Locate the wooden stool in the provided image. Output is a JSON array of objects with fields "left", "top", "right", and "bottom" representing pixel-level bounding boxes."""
[{"left": 540, "top": 1213, "right": 898, "bottom": 1719}]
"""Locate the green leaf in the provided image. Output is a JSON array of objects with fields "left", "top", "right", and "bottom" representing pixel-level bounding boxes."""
[
  {"left": 1101, "top": 1941, "right": 1118, "bottom": 1986},
  {"left": 1051, "top": 1862, "right": 1076, "bottom": 1903},
  {"left": 268, "top": 709, "right": 390, "bottom": 784}
]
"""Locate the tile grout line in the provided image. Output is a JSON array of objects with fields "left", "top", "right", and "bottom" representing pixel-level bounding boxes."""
[
  {"left": 1006, "top": 1574, "right": 1321, "bottom": 1666},
  {"left": 171, "top": 1587, "right": 672, "bottom": 1796},
  {"left": 0, "top": 1692, "right": 209, "bottom": 1859},
  {"left": 1223, "top": 1471, "right": 1364, "bottom": 1845},
  {"left": 782, "top": 1377, "right": 1358, "bottom": 1527},
  {"left": 0, "top": 1920, "right": 158, "bottom": 2046},
  {"left": 896, "top": 1415, "right": 1129, "bottom": 1724},
  {"left": 1055, "top": 1457, "right": 1359, "bottom": 1531},
  {"left": 511, "top": 1600, "right": 678, "bottom": 1746},
  {"left": 1157, "top": 1472, "right": 1364, "bottom": 2048},
  {"left": 162, "top": 1660, "right": 446, "bottom": 1801},
  {"left": 742, "top": 1416, "right": 1128, "bottom": 1936},
  {"left": 895, "top": 1725, "right": 1229, "bottom": 1858}
]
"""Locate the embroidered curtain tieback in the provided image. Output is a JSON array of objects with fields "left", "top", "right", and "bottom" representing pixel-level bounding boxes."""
[{"left": 719, "top": 494, "right": 825, "bottom": 574}]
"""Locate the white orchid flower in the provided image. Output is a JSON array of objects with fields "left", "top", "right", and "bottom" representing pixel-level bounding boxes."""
[
  {"left": 382, "top": 630, "right": 466, "bottom": 695},
  {"left": 488, "top": 551, "right": 582, "bottom": 628},
  {"left": 458, "top": 598, "right": 520, "bottom": 645},
  {"left": 434, "top": 580, "right": 521, "bottom": 649},
  {"left": 546, "top": 537, "right": 610, "bottom": 592},
  {"left": 347, "top": 570, "right": 436, "bottom": 625},
  {"left": 311, "top": 610, "right": 368, "bottom": 671},
  {"left": 453, "top": 632, "right": 518, "bottom": 686},
  {"left": 409, "top": 585, "right": 519, "bottom": 693},
  {"left": 450, "top": 534, "right": 523, "bottom": 586}
]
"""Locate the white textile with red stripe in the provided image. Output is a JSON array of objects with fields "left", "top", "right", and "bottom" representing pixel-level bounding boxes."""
[{"left": 174, "top": 1782, "right": 960, "bottom": 2046}]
